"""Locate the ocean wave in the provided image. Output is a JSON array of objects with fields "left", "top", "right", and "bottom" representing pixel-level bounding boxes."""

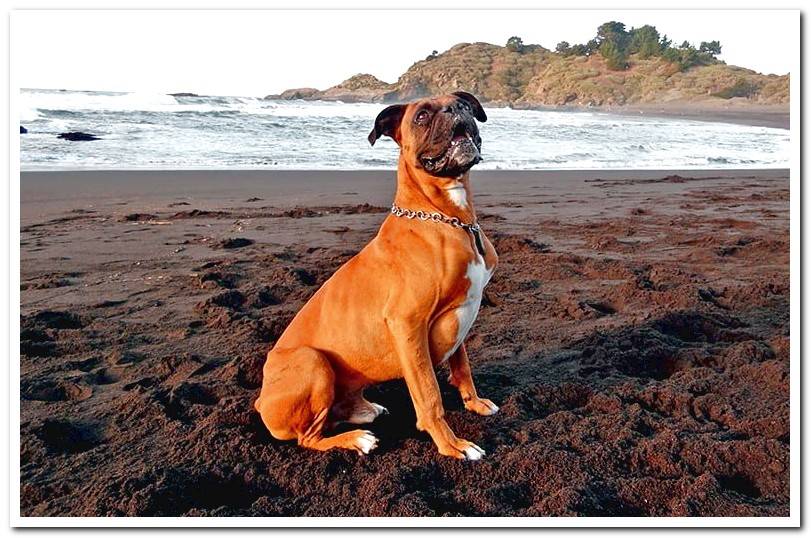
[
  {"left": 19, "top": 89, "right": 791, "bottom": 171},
  {"left": 19, "top": 89, "right": 269, "bottom": 117}
]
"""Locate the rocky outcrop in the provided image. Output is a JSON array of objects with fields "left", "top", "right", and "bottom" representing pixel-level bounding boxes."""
[
  {"left": 57, "top": 132, "right": 101, "bottom": 141},
  {"left": 265, "top": 75, "right": 394, "bottom": 103},
  {"left": 264, "top": 88, "right": 320, "bottom": 100},
  {"left": 317, "top": 74, "right": 395, "bottom": 102}
]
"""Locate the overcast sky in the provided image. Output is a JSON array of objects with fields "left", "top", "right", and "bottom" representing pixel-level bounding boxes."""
[{"left": 13, "top": 10, "right": 796, "bottom": 97}]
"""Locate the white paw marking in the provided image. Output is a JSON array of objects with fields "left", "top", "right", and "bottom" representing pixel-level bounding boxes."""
[
  {"left": 370, "top": 402, "right": 388, "bottom": 416},
  {"left": 356, "top": 431, "right": 378, "bottom": 455},
  {"left": 486, "top": 402, "right": 499, "bottom": 415},
  {"left": 463, "top": 444, "right": 485, "bottom": 461}
]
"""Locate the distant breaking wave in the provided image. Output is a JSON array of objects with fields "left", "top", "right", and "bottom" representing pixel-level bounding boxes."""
[{"left": 20, "top": 89, "right": 790, "bottom": 171}]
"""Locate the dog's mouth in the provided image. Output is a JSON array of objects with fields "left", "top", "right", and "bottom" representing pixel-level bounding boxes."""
[
  {"left": 450, "top": 122, "right": 471, "bottom": 146},
  {"left": 419, "top": 120, "right": 482, "bottom": 177}
]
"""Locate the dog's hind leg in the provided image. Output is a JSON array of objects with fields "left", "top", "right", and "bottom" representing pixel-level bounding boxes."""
[
  {"left": 254, "top": 346, "right": 379, "bottom": 454},
  {"left": 299, "top": 408, "right": 378, "bottom": 454}
]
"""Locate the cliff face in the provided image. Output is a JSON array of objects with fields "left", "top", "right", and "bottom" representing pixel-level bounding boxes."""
[{"left": 267, "top": 42, "right": 789, "bottom": 107}]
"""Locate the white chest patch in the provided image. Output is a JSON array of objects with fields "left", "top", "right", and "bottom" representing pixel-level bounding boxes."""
[
  {"left": 442, "top": 257, "right": 493, "bottom": 362},
  {"left": 446, "top": 183, "right": 468, "bottom": 209}
]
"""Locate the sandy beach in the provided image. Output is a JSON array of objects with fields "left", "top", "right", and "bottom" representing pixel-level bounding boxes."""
[
  {"left": 510, "top": 102, "right": 790, "bottom": 130},
  {"left": 597, "top": 103, "right": 790, "bottom": 130},
  {"left": 20, "top": 169, "right": 789, "bottom": 517}
]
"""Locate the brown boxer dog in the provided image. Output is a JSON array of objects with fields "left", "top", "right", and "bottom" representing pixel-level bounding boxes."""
[{"left": 254, "top": 92, "right": 498, "bottom": 460}]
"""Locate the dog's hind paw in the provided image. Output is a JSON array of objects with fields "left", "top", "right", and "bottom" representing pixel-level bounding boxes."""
[{"left": 354, "top": 431, "right": 379, "bottom": 455}]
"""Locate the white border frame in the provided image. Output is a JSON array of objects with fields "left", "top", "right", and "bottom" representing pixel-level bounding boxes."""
[{"left": 7, "top": 7, "right": 801, "bottom": 528}]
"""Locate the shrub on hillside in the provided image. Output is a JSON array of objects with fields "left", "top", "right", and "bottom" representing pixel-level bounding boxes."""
[
  {"left": 712, "top": 78, "right": 760, "bottom": 99},
  {"left": 560, "top": 20, "right": 722, "bottom": 73}
]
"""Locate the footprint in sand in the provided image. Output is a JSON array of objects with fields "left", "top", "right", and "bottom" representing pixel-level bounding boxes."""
[
  {"left": 34, "top": 419, "right": 106, "bottom": 454},
  {"left": 22, "top": 379, "right": 92, "bottom": 402},
  {"left": 84, "top": 367, "right": 123, "bottom": 386}
]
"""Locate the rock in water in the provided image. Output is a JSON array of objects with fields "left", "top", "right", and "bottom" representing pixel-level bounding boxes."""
[
  {"left": 20, "top": 126, "right": 28, "bottom": 134},
  {"left": 57, "top": 132, "right": 101, "bottom": 141}
]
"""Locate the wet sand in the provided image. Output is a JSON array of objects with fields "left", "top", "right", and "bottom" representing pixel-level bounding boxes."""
[
  {"left": 508, "top": 102, "right": 789, "bottom": 129},
  {"left": 20, "top": 169, "right": 789, "bottom": 517},
  {"left": 595, "top": 102, "right": 790, "bottom": 130}
]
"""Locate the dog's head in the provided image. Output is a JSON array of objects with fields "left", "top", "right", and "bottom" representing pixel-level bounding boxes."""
[{"left": 368, "top": 92, "right": 487, "bottom": 178}]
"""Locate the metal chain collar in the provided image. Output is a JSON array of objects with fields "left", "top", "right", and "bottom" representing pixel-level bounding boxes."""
[{"left": 390, "top": 203, "right": 481, "bottom": 233}]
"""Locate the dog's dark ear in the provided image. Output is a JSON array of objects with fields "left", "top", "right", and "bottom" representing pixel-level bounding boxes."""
[
  {"left": 368, "top": 104, "right": 406, "bottom": 146},
  {"left": 452, "top": 91, "right": 487, "bottom": 122}
]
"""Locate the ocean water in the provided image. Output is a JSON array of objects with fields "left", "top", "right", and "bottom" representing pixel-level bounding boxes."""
[{"left": 19, "top": 89, "right": 790, "bottom": 171}]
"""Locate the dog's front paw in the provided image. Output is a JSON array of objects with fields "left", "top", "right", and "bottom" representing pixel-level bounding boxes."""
[
  {"left": 439, "top": 438, "right": 486, "bottom": 461},
  {"left": 464, "top": 397, "right": 499, "bottom": 416}
]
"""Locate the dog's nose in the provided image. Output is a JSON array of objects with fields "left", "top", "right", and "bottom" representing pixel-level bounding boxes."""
[
  {"left": 443, "top": 102, "right": 474, "bottom": 119},
  {"left": 443, "top": 102, "right": 466, "bottom": 114}
]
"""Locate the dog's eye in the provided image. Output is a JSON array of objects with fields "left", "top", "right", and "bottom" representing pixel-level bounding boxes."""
[{"left": 414, "top": 110, "right": 430, "bottom": 124}]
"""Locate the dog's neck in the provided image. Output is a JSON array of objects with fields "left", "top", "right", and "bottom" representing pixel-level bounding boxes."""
[{"left": 393, "top": 158, "right": 477, "bottom": 224}]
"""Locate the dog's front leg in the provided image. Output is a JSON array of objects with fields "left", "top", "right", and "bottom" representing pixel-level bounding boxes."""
[
  {"left": 385, "top": 316, "right": 486, "bottom": 460},
  {"left": 448, "top": 343, "right": 499, "bottom": 416}
]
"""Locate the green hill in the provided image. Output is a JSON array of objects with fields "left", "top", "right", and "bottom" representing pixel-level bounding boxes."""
[{"left": 266, "top": 27, "right": 789, "bottom": 109}]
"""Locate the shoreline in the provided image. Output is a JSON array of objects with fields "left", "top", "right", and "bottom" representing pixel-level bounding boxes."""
[
  {"left": 477, "top": 101, "right": 788, "bottom": 130},
  {"left": 264, "top": 97, "right": 790, "bottom": 130},
  {"left": 591, "top": 103, "right": 790, "bottom": 130}
]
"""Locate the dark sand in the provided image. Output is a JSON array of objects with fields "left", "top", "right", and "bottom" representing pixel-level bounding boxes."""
[
  {"left": 511, "top": 102, "right": 789, "bottom": 130},
  {"left": 594, "top": 102, "right": 790, "bottom": 130},
  {"left": 20, "top": 169, "right": 789, "bottom": 517}
]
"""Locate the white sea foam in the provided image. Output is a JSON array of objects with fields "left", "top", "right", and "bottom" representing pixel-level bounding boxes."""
[{"left": 19, "top": 89, "right": 790, "bottom": 171}]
